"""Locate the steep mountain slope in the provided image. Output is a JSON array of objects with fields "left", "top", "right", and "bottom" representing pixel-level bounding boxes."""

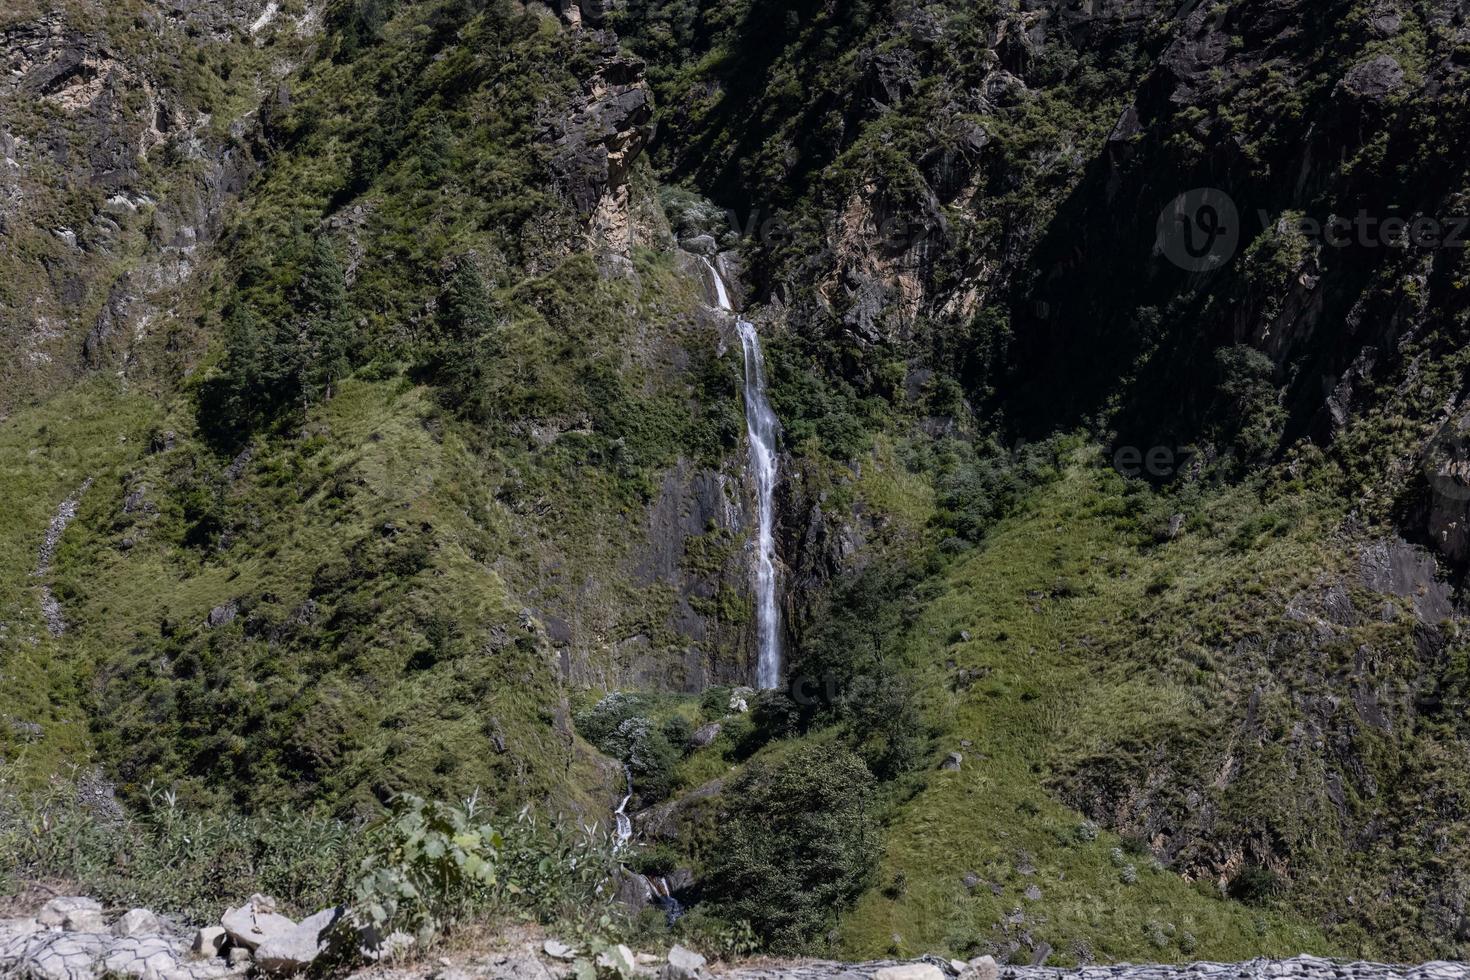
[
  {"left": 610, "top": 0, "right": 1470, "bottom": 962},
  {"left": 4, "top": 0, "right": 1470, "bottom": 969},
  {"left": 1, "top": 0, "right": 766, "bottom": 815}
]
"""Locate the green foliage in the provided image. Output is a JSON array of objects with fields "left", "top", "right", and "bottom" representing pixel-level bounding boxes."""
[
  {"left": 574, "top": 693, "right": 653, "bottom": 748},
  {"left": 1227, "top": 866, "right": 1285, "bottom": 907},
  {"left": 703, "top": 744, "right": 878, "bottom": 952},
  {"left": 794, "top": 560, "right": 933, "bottom": 781},
  {"left": 603, "top": 718, "right": 681, "bottom": 802},
  {"left": 1209, "top": 346, "right": 1286, "bottom": 469},
  {"left": 352, "top": 794, "right": 503, "bottom": 938},
  {"left": 198, "top": 235, "right": 355, "bottom": 444},
  {"left": 0, "top": 765, "right": 359, "bottom": 922}
]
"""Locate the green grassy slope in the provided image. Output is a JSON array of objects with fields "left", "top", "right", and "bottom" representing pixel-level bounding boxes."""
[
  {"left": 0, "top": 382, "right": 162, "bottom": 778},
  {"left": 831, "top": 450, "right": 1469, "bottom": 962},
  {"left": 837, "top": 458, "right": 1335, "bottom": 962}
]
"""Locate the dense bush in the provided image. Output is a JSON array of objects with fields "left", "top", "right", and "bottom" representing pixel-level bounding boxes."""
[
  {"left": 702, "top": 744, "right": 878, "bottom": 952},
  {"left": 573, "top": 694, "right": 681, "bottom": 801},
  {"left": 603, "top": 717, "right": 681, "bottom": 802},
  {"left": 793, "top": 561, "right": 934, "bottom": 780}
]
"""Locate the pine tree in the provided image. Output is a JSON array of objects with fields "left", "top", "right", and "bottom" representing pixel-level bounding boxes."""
[{"left": 294, "top": 235, "right": 353, "bottom": 407}]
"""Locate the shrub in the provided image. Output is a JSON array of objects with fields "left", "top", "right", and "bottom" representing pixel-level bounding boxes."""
[
  {"left": 573, "top": 693, "right": 651, "bottom": 747},
  {"left": 699, "top": 686, "right": 733, "bottom": 721},
  {"left": 602, "top": 718, "right": 680, "bottom": 801},
  {"left": 702, "top": 744, "right": 878, "bottom": 952},
  {"left": 351, "top": 795, "right": 502, "bottom": 940},
  {"left": 0, "top": 766, "right": 361, "bottom": 922},
  {"left": 1227, "top": 865, "right": 1284, "bottom": 905}
]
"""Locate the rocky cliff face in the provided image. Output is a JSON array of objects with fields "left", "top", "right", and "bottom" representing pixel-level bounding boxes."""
[{"left": 0, "top": 1, "right": 316, "bottom": 416}]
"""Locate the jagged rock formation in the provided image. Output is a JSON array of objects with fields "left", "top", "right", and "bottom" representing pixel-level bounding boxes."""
[{"left": 546, "top": 32, "right": 654, "bottom": 255}]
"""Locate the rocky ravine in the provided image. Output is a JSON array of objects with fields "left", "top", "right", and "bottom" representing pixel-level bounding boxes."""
[{"left": 4, "top": 894, "right": 1469, "bottom": 980}]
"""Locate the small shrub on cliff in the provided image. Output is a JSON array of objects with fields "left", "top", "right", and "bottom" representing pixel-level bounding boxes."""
[{"left": 702, "top": 744, "right": 878, "bottom": 952}]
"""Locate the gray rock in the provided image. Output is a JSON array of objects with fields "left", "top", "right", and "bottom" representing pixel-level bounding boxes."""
[
  {"left": 37, "top": 897, "right": 101, "bottom": 929},
  {"left": 192, "top": 926, "right": 226, "bottom": 957},
  {"left": 112, "top": 909, "right": 161, "bottom": 938},
  {"left": 961, "top": 871, "right": 982, "bottom": 892},
  {"left": 101, "top": 935, "right": 186, "bottom": 978},
  {"left": 664, "top": 944, "right": 708, "bottom": 980},
  {"left": 960, "top": 955, "right": 998, "bottom": 980},
  {"left": 221, "top": 894, "right": 295, "bottom": 951},
  {"left": 543, "top": 939, "right": 577, "bottom": 961},
  {"left": 874, "top": 966, "right": 945, "bottom": 980},
  {"left": 688, "top": 722, "right": 722, "bottom": 749},
  {"left": 227, "top": 947, "right": 253, "bottom": 968},
  {"left": 253, "top": 906, "right": 342, "bottom": 975},
  {"left": 596, "top": 944, "right": 637, "bottom": 977},
  {"left": 941, "top": 752, "right": 963, "bottom": 772},
  {"left": 61, "top": 908, "right": 107, "bottom": 933},
  {"left": 683, "top": 234, "right": 718, "bottom": 256},
  {"left": 0, "top": 918, "right": 41, "bottom": 942},
  {"left": 0, "top": 931, "right": 108, "bottom": 980},
  {"left": 1024, "top": 884, "right": 1042, "bottom": 902},
  {"left": 206, "top": 601, "right": 239, "bottom": 629},
  {"left": 1338, "top": 54, "right": 1406, "bottom": 101}
]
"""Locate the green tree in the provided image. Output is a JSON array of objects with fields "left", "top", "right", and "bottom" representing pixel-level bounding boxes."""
[
  {"left": 703, "top": 744, "right": 878, "bottom": 951},
  {"left": 294, "top": 235, "right": 353, "bottom": 408}
]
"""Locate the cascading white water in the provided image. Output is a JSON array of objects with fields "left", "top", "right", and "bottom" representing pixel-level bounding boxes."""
[
  {"left": 613, "top": 765, "right": 633, "bottom": 851},
  {"left": 704, "top": 258, "right": 783, "bottom": 690}
]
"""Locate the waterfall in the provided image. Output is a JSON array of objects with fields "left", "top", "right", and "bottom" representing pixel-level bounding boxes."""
[
  {"left": 613, "top": 765, "right": 633, "bottom": 851},
  {"left": 704, "top": 258, "right": 783, "bottom": 691}
]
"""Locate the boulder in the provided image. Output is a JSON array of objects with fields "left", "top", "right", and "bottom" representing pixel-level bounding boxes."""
[
  {"left": 100, "top": 935, "right": 191, "bottom": 978},
  {"left": 227, "top": 946, "right": 254, "bottom": 968},
  {"left": 688, "top": 723, "right": 722, "bottom": 749},
  {"left": 960, "top": 955, "right": 999, "bottom": 980},
  {"left": 662, "top": 944, "right": 707, "bottom": 980},
  {"left": 0, "top": 918, "right": 41, "bottom": 942},
  {"left": 37, "top": 897, "right": 100, "bottom": 928},
  {"left": 221, "top": 894, "right": 296, "bottom": 951},
  {"left": 253, "top": 906, "right": 342, "bottom": 975},
  {"left": 192, "top": 925, "right": 227, "bottom": 957},
  {"left": 0, "top": 931, "right": 108, "bottom": 980},
  {"left": 112, "top": 908, "right": 161, "bottom": 938},
  {"left": 683, "top": 234, "right": 718, "bottom": 256},
  {"left": 874, "top": 966, "right": 945, "bottom": 980},
  {"left": 62, "top": 908, "right": 107, "bottom": 933},
  {"left": 941, "top": 752, "right": 963, "bottom": 772}
]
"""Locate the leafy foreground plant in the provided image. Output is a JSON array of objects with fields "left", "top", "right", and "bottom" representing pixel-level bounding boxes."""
[{"left": 351, "top": 793, "right": 620, "bottom": 947}]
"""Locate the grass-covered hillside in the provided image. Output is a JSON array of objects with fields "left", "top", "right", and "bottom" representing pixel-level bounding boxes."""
[{"left": 4, "top": 0, "right": 1470, "bottom": 970}]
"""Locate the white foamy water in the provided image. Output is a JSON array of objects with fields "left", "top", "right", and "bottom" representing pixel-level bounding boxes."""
[{"left": 705, "top": 258, "right": 782, "bottom": 690}]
